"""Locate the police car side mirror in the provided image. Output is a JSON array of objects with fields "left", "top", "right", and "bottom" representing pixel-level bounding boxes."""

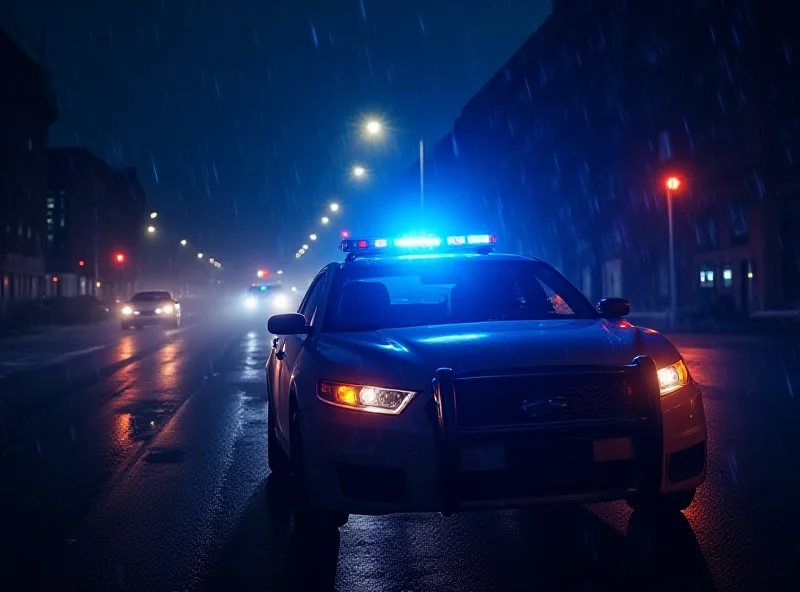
[
  {"left": 268, "top": 313, "right": 310, "bottom": 335},
  {"left": 598, "top": 298, "right": 630, "bottom": 318}
]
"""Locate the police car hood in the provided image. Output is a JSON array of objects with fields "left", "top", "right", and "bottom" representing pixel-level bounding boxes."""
[{"left": 315, "top": 319, "right": 681, "bottom": 390}]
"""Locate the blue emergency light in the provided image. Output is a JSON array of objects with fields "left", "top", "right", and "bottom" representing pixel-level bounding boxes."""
[{"left": 339, "top": 234, "right": 497, "bottom": 254}]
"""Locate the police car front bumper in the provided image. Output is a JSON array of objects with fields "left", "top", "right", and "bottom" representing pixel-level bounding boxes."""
[{"left": 301, "top": 355, "right": 706, "bottom": 516}]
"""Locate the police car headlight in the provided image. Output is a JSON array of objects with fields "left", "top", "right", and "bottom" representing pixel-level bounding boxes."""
[
  {"left": 657, "top": 359, "right": 690, "bottom": 396},
  {"left": 122, "top": 306, "right": 133, "bottom": 316},
  {"left": 318, "top": 380, "right": 417, "bottom": 414},
  {"left": 244, "top": 297, "right": 257, "bottom": 309},
  {"left": 162, "top": 305, "right": 174, "bottom": 314}
]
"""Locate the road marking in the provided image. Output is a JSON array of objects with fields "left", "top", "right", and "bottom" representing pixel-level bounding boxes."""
[{"left": 0, "top": 345, "right": 108, "bottom": 379}]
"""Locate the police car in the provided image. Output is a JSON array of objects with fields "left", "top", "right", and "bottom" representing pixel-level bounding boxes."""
[
  {"left": 244, "top": 283, "right": 291, "bottom": 313},
  {"left": 265, "top": 234, "right": 707, "bottom": 530}
]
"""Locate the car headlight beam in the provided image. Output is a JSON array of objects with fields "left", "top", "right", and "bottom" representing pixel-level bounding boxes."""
[
  {"left": 122, "top": 306, "right": 133, "bottom": 315},
  {"left": 318, "top": 380, "right": 417, "bottom": 414},
  {"left": 244, "top": 296, "right": 257, "bottom": 310},
  {"left": 657, "top": 359, "right": 690, "bottom": 396}
]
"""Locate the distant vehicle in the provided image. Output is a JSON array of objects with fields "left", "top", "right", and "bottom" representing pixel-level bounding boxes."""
[
  {"left": 243, "top": 283, "right": 291, "bottom": 313},
  {"left": 265, "top": 233, "right": 707, "bottom": 531},
  {"left": 120, "top": 290, "right": 181, "bottom": 330}
]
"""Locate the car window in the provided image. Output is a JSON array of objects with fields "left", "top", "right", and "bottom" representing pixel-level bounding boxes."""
[
  {"left": 298, "top": 273, "right": 327, "bottom": 324},
  {"left": 323, "top": 257, "right": 597, "bottom": 332}
]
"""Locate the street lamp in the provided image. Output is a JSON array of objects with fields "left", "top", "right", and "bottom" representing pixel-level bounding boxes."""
[
  {"left": 302, "top": 244, "right": 309, "bottom": 250},
  {"left": 147, "top": 225, "right": 156, "bottom": 233},
  {"left": 365, "top": 119, "right": 382, "bottom": 135},
  {"left": 352, "top": 165, "right": 366, "bottom": 178},
  {"left": 321, "top": 216, "right": 329, "bottom": 225},
  {"left": 197, "top": 253, "right": 203, "bottom": 259},
  {"left": 329, "top": 202, "right": 339, "bottom": 212},
  {"left": 310, "top": 234, "right": 317, "bottom": 241},
  {"left": 115, "top": 253, "right": 125, "bottom": 264},
  {"left": 664, "top": 176, "right": 682, "bottom": 326},
  {"left": 150, "top": 212, "right": 158, "bottom": 219},
  {"left": 277, "top": 269, "right": 283, "bottom": 275},
  {"left": 209, "top": 258, "right": 215, "bottom": 264},
  {"left": 180, "top": 239, "right": 187, "bottom": 246}
]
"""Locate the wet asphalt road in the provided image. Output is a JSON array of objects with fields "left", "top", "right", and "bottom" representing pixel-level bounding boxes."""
[{"left": 1, "top": 307, "right": 800, "bottom": 592}]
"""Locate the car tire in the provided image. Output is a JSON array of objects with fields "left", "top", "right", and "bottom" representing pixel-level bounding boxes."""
[
  {"left": 289, "top": 408, "right": 349, "bottom": 531},
  {"left": 626, "top": 488, "right": 696, "bottom": 513},
  {"left": 267, "top": 390, "right": 290, "bottom": 476}
]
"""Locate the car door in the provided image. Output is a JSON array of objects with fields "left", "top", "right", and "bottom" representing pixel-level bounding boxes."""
[{"left": 273, "top": 271, "right": 329, "bottom": 445}]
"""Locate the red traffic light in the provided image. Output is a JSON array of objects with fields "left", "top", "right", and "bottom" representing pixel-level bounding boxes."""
[
  {"left": 115, "top": 253, "right": 125, "bottom": 263},
  {"left": 665, "top": 176, "right": 681, "bottom": 191},
  {"left": 341, "top": 230, "right": 350, "bottom": 238},
  {"left": 79, "top": 260, "right": 85, "bottom": 267}
]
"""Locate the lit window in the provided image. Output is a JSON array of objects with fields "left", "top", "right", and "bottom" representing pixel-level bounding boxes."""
[
  {"left": 699, "top": 265, "right": 716, "bottom": 288},
  {"left": 722, "top": 265, "right": 733, "bottom": 288}
]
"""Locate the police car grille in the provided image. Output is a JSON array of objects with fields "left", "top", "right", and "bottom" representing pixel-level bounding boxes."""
[{"left": 454, "top": 372, "right": 637, "bottom": 428}]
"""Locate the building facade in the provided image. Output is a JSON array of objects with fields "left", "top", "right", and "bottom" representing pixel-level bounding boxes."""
[
  {"left": 47, "top": 148, "right": 146, "bottom": 300},
  {"left": 0, "top": 29, "right": 58, "bottom": 304},
  {"left": 395, "top": 0, "right": 800, "bottom": 315}
]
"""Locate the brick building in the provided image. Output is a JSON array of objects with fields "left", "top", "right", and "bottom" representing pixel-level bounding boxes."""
[
  {"left": 393, "top": 0, "right": 800, "bottom": 315},
  {"left": 0, "top": 29, "right": 58, "bottom": 304},
  {"left": 47, "top": 147, "right": 146, "bottom": 300}
]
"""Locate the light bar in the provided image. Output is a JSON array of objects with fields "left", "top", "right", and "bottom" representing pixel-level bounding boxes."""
[{"left": 340, "top": 234, "right": 497, "bottom": 253}]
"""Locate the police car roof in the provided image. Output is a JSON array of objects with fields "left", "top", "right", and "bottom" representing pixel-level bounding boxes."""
[{"left": 339, "top": 251, "right": 537, "bottom": 268}]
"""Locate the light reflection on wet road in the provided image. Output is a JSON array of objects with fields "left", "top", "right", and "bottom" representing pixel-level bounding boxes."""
[{"left": 2, "top": 318, "right": 800, "bottom": 591}]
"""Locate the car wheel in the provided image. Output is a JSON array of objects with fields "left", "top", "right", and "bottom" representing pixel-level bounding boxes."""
[
  {"left": 626, "top": 488, "right": 696, "bottom": 513},
  {"left": 289, "top": 407, "right": 349, "bottom": 531},
  {"left": 268, "top": 390, "right": 290, "bottom": 476}
]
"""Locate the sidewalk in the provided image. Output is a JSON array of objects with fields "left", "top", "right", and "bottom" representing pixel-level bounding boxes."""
[{"left": 627, "top": 310, "right": 800, "bottom": 337}]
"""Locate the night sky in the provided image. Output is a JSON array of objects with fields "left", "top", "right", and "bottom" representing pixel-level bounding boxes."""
[{"left": 9, "top": 0, "right": 549, "bottom": 272}]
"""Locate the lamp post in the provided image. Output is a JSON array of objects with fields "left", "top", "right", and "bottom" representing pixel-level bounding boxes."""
[{"left": 665, "top": 176, "right": 681, "bottom": 325}]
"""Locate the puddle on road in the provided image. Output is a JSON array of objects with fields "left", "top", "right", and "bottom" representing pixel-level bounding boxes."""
[{"left": 114, "top": 399, "right": 183, "bottom": 446}]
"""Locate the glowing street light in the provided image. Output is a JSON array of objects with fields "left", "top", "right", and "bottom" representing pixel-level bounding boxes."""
[
  {"left": 197, "top": 253, "right": 204, "bottom": 259},
  {"left": 180, "top": 239, "right": 187, "bottom": 246},
  {"left": 329, "top": 203, "right": 339, "bottom": 212},
  {"left": 302, "top": 244, "right": 309, "bottom": 250},
  {"left": 310, "top": 234, "right": 317, "bottom": 241},
  {"left": 352, "top": 165, "right": 366, "bottom": 178},
  {"left": 277, "top": 269, "right": 283, "bottom": 275},
  {"left": 150, "top": 212, "right": 158, "bottom": 219},
  {"left": 115, "top": 253, "right": 125, "bottom": 264},
  {"left": 664, "top": 175, "right": 683, "bottom": 326},
  {"left": 147, "top": 225, "right": 156, "bottom": 233},
  {"left": 295, "top": 253, "right": 301, "bottom": 258},
  {"left": 209, "top": 258, "right": 215, "bottom": 264},
  {"left": 365, "top": 119, "right": 382, "bottom": 135},
  {"left": 321, "top": 216, "right": 329, "bottom": 224}
]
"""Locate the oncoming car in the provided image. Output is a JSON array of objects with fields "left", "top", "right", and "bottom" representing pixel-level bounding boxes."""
[
  {"left": 244, "top": 283, "right": 290, "bottom": 313},
  {"left": 121, "top": 290, "right": 181, "bottom": 330},
  {"left": 265, "top": 234, "right": 707, "bottom": 530}
]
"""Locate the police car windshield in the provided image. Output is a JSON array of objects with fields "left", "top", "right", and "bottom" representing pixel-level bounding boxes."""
[
  {"left": 324, "top": 257, "right": 599, "bottom": 332},
  {"left": 131, "top": 291, "right": 172, "bottom": 302},
  {"left": 249, "top": 285, "right": 282, "bottom": 295}
]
